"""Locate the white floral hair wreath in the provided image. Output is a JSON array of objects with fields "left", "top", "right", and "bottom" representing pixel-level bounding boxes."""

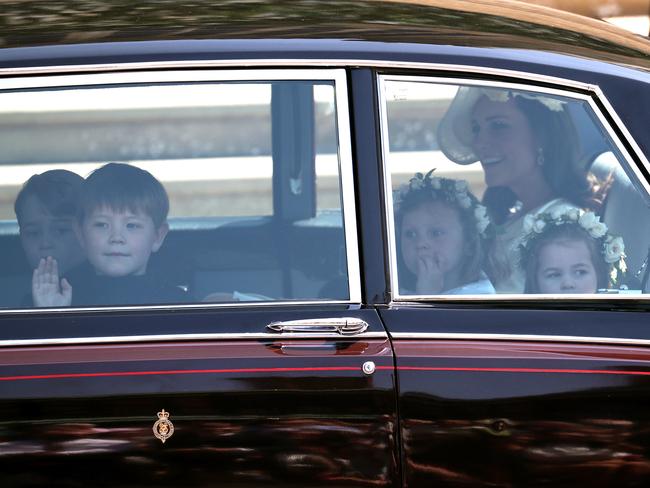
[
  {"left": 394, "top": 169, "right": 491, "bottom": 238},
  {"left": 520, "top": 207, "right": 627, "bottom": 285}
]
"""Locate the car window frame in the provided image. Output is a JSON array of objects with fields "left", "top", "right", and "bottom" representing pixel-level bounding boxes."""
[
  {"left": 377, "top": 72, "right": 650, "bottom": 303},
  {"left": 0, "top": 68, "right": 362, "bottom": 313}
]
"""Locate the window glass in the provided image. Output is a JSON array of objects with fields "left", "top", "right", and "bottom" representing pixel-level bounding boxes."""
[
  {"left": 0, "top": 78, "right": 350, "bottom": 308},
  {"left": 383, "top": 79, "right": 650, "bottom": 297}
]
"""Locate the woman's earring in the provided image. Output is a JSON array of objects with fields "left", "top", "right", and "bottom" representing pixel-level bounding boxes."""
[{"left": 537, "top": 147, "right": 545, "bottom": 166}]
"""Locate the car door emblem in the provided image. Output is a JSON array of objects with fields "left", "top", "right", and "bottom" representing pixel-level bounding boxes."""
[{"left": 153, "top": 409, "right": 174, "bottom": 444}]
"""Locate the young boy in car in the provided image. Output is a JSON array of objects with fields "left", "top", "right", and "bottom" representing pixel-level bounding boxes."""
[
  {"left": 16, "top": 170, "right": 86, "bottom": 276},
  {"left": 14, "top": 169, "right": 92, "bottom": 306},
  {"left": 32, "top": 163, "right": 186, "bottom": 307}
]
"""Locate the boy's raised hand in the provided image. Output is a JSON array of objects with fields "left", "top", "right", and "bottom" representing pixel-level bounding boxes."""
[{"left": 32, "top": 257, "right": 72, "bottom": 307}]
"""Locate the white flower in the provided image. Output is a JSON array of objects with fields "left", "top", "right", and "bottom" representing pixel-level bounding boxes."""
[
  {"left": 476, "top": 216, "right": 490, "bottom": 234},
  {"left": 516, "top": 93, "right": 566, "bottom": 112},
  {"left": 588, "top": 222, "right": 608, "bottom": 239},
  {"left": 431, "top": 177, "right": 441, "bottom": 190},
  {"left": 454, "top": 180, "right": 468, "bottom": 192},
  {"left": 538, "top": 98, "right": 565, "bottom": 112},
  {"left": 473, "top": 205, "right": 489, "bottom": 235},
  {"left": 604, "top": 236, "right": 625, "bottom": 263},
  {"left": 458, "top": 195, "right": 471, "bottom": 209},
  {"left": 578, "top": 211, "right": 598, "bottom": 229},
  {"left": 411, "top": 178, "right": 424, "bottom": 190},
  {"left": 482, "top": 88, "right": 510, "bottom": 103},
  {"left": 532, "top": 219, "right": 546, "bottom": 233},
  {"left": 523, "top": 214, "right": 536, "bottom": 234},
  {"left": 566, "top": 208, "right": 580, "bottom": 221},
  {"left": 550, "top": 207, "right": 566, "bottom": 221}
]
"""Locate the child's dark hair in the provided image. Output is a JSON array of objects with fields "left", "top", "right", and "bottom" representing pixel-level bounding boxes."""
[
  {"left": 79, "top": 163, "right": 169, "bottom": 227},
  {"left": 395, "top": 171, "right": 489, "bottom": 292},
  {"left": 523, "top": 224, "right": 610, "bottom": 293},
  {"left": 14, "top": 170, "right": 84, "bottom": 224}
]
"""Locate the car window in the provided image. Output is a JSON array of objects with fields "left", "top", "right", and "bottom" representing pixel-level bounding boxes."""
[
  {"left": 380, "top": 77, "right": 650, "bottom": 298},
  {"left": 0, "top": 70, "right": 358, "bottom": 308}
]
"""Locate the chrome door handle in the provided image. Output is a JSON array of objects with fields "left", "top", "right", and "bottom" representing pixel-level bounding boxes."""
[{"left": 267, "top": 317, "right": 369, "bottom": 335}]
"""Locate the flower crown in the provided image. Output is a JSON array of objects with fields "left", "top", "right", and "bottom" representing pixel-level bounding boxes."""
[
  {"left": 394, "top": 169, "right": 490, "bottom": 238},
  {"left": 520, "top": 207, "right": 627, "bottom": 286}
]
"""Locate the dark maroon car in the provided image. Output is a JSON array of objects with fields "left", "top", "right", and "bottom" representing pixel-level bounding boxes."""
[{"left": 1, "top": 1, "right": 650, "bottom": 487}]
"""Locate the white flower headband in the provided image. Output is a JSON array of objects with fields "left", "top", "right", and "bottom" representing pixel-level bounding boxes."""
[
  {"left": 520, "top": 207, "right": 627, "bottom": 285},
  {"left": 395, "top": 169, "right": 490, "bottom": 238}
]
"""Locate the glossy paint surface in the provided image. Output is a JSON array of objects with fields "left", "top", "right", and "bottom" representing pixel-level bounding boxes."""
[
  {"left": 0, "top": 0, "right": 648, "bottom": 67},
  {"left": 0, "top": 337, "right": 398, "bottom": 487},
  {"left": 393, "top": 339, "right": 650, "bottom": 487},
  {"left": 0, "top": 1, "right": 650, "bottom": 486}
]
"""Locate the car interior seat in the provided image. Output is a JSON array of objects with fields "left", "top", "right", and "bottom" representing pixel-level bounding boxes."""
[{"left": 590, "top": 151, "right": 650, "bottom": 292}]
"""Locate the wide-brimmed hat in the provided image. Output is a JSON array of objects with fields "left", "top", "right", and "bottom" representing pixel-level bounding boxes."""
[
  {"left": 437, "top": 86, "right": 567, "bottom": 165},
  {"left": 437, "top": 86, "right": 484, "bottom": 165}
]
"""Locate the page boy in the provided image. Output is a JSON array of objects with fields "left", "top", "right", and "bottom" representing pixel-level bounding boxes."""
[
  {"left": 13, "top": 169, "right": 92, "bottom": 307},
  {"left": 33, "top": 163, "right": 185, "bottom": 306},
  {"left": 16, "top": 169, "right": 86, "bottom": 279}
]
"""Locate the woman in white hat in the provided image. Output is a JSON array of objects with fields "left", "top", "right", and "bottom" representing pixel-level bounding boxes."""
[{"left": 437, "top": 87, "right": 604, "bottom": 293}]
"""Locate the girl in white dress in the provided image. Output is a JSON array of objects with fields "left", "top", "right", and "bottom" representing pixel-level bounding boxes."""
[{"left": 395, "top": 170, "right": 494, "bottom": 295}]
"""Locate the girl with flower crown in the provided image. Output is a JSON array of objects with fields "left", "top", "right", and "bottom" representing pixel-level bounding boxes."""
[
  {"left": 519, "top": 207, "right": 627, "bottom": 294},
  {"left": 395, "top": 170, "right": 495, "bottom": 295}
]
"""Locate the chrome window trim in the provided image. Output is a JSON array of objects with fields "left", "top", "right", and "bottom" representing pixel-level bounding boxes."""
[
  {"left": 0, "top": 67, "right": 345, "bottom": 89},
  {"left": 333, "top": 71, "right": 363, "bottom": 303},
  {"left": 0, "top": 331, "right": 387, "bottom": 347},
  {"left": 377, "top": 73, "right": 650, "bottom": 302},
  {"left": 390, "top": 332, "right": 650, "bottom": 347},
  {"left": 0, "top": 68, "right": 361, "bottom": 312},
  {"left": 589, "top": 85, "right": 650, "bottom": 196},
  {"left": 0, "top": 57, "right": 642, "bottom": 89},
  {"left": 386, "top": 293, "right": 650, "bottom": 302},
  {"left": 0, "top": 300, "right": 359, "bottom": 315}
]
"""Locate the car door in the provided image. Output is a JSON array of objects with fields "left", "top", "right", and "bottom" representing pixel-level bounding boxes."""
[
  {"left": 0, "top": 68, "right": 399, "bottom": 487},
  {"left": 378, "top": 70, "right": 650, "bottom": 486}
]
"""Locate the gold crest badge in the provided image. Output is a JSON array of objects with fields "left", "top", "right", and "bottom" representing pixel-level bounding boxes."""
[{"left": 153, "top": 409, "right": 174, "bottom": 444}]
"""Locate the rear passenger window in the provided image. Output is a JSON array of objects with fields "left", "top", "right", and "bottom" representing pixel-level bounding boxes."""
[
  {"left": 0, "top": 70, "right": 358, "bottom": 308},
  {"left": 380, "top": 76, "right": 650, "bottom": 298}
]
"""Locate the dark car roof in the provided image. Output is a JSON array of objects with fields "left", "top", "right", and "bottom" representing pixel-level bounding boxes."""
[{"left": 1, "top": 0, "right": 650, "bottom": 69}]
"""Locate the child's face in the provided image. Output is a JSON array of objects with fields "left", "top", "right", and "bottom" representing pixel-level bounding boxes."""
[
  {"left": 19, "top": 194, "right": 85, "bottom": 274},
  {"left": 400, "top": 201, "right": 465, "bottom": 279},
  {"left": 80, "top": 206, "right": 168, "bottom": 277},
  {"left": 536, "top": 239, "right": 598, "bottom": 294}
]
